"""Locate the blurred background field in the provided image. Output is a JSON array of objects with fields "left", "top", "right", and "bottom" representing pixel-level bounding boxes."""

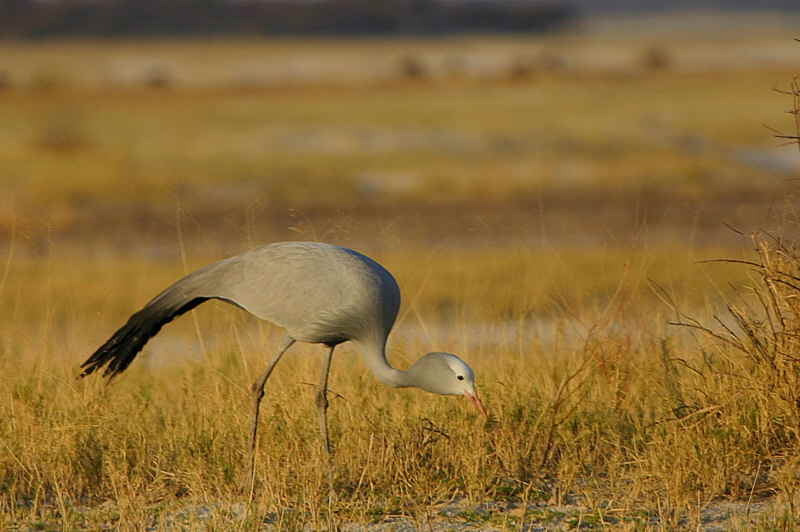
[
  {"left": 3, "top": 4, "right": 800, "bottom": 530},
  {"left": 2, "top": 10, "right": 800, "bottom": 256},
  {"left": 0, "top": 11, "right": 799, "bottom": 256}
]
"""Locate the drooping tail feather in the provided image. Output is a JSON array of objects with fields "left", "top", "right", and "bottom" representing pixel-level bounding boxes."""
[{"left": 80, "top": 293, "right": 208, "bottom": 380}]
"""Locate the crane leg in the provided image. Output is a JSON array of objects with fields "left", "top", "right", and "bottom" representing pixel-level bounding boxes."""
[
  {"left": 249, "top": 336, "right": 295, "bottom": 484},
  {"left": 316, "top": 345, "right": 336, "bottom": 502},
  {"left": 316, "top": 345, "right": 335, "bottom": 456}
]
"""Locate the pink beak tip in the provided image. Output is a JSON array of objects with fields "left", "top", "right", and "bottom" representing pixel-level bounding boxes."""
[{"left": 466, "top": 391, "right": 489, "bottom": 417}]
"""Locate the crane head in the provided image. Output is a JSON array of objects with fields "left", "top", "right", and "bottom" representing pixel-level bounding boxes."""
[{"left": 408, "top": 352, "right": 488, "bottom": 416}]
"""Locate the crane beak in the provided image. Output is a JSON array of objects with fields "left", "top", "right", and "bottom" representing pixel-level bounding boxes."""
[{"left": 465, "top": 391, "right": 488, "bottom": 417}]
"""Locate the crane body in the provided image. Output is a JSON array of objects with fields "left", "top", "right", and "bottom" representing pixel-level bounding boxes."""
[{"left": 80, "top": 241, "right": 487, "bottom": 481}]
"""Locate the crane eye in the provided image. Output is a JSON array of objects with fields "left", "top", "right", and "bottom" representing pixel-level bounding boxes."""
[{"left": 457, "top": 375, "right": 464, "bottom": 381}]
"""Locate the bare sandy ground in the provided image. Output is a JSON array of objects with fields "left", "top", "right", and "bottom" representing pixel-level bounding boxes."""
[{"left": 9, "top": 494, "right": 792, "bottom": 531}]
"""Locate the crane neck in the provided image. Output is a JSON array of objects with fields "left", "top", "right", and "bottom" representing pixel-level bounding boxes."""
[{"left": 354, "top": 338, "right": 411, "bottom": 388}]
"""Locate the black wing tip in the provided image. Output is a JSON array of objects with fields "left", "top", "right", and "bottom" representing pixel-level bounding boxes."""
[
  {"left": 77, "top": 296, "right": 207, "bottom": 381},
  {"left": 78, "top": 324, "right": 142, "bottom": 381},
  {"left": 78, "top": 351, "right": 122, "bottom": 380}
]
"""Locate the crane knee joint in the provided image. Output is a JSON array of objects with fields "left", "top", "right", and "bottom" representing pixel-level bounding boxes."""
[{"left": 316, "top": 390, "right": 329, "bottom": 410}]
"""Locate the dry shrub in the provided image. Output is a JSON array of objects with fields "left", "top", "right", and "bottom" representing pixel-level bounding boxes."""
[
  {"left": 397, "top": 54, "right": 428, "bottom": 80},
  {"left": 668, "top": 232, "right": 800, "bottom": 498},
  {"left": 34, "top": 109, "right": 91, "bottom": 153},
  {"left": 509, "top": 51, "right": 566, "bottom": 81},
  {"left": 144, "top": 65, "right": 173, "bottom": 89},
  {"left": 0, "top": 70, "right": 11, "bottom": 91},
  {"left": 29, "top": 68, "right": 71, "bottom": 91},
  {"left": 774, "top": 75, "right": 800, "bottom": 150},
  {"left": 641, "top": 45, "right": 672, "bottom": 71}
]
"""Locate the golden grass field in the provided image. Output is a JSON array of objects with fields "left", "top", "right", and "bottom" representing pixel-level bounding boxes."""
[{"left": 3, "top": 20, "right": 800, "bottom": 530}]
